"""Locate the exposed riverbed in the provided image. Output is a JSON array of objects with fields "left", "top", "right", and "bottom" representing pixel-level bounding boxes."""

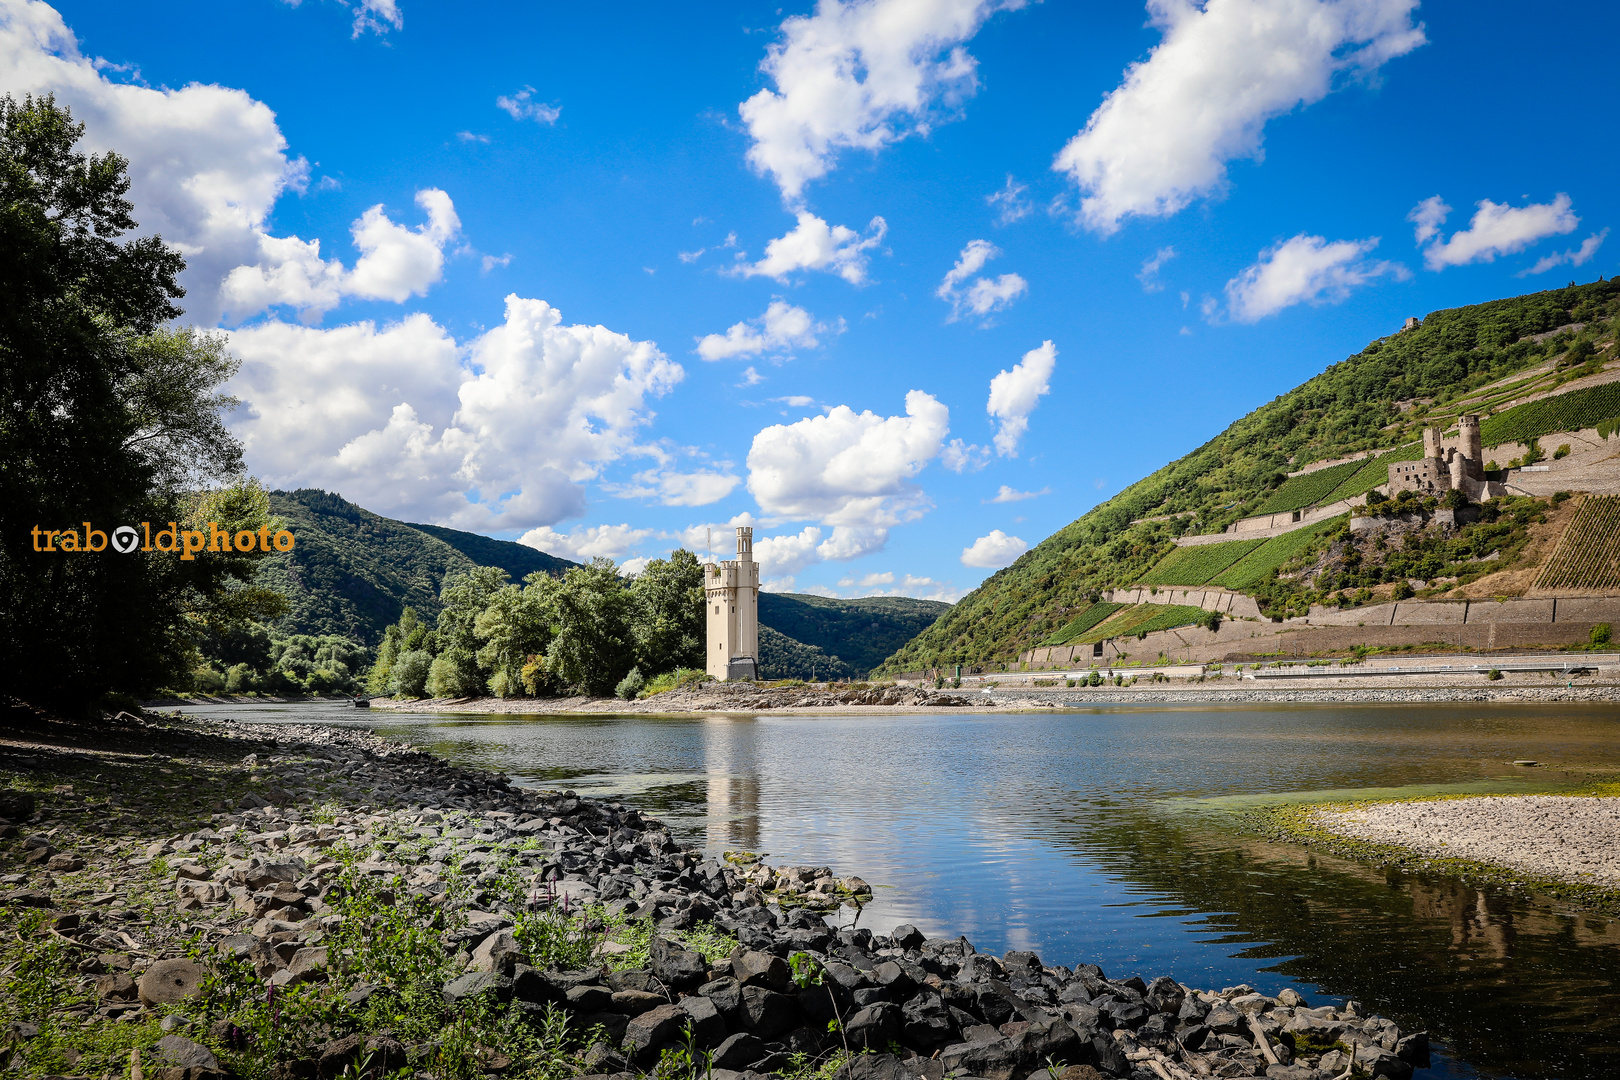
[{"left": 178, "top": 699, "right": 1620, "bottom": 1080}]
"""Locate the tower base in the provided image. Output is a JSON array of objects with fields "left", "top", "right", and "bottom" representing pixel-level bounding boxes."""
[{"left": 724, "top": 657, "right": 758, "bottom": 682}]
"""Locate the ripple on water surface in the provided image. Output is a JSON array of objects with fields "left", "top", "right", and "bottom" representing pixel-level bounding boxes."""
[{"left": 184, "top": 699, "right": 1620, "bottom": 1080}]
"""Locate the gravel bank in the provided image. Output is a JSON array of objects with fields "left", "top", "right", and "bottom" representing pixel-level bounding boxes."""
[
  {"left": 1311, "top": 795, "right": 1620, "bottom": 886},
  {"left": 0, "top": 707, "right": 1432, "bottom": 1080}
]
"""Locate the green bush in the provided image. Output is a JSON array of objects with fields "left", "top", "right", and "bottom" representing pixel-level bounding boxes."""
[
  {"left": 1593, "top": 623, "right": 1612, "bottom": 646},
  {"left": 615, "top": 667, "right": 645, "bottom": 699}
]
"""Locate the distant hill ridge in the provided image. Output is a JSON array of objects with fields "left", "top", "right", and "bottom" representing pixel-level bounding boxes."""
[
  {"left": 878, "top": 278, "right": 1620, "bottom": 674},
  {"left": 261, "top": 490, "right": 952, "bottom": 673},
  {"left": 258, "top": 489, "right": 578, "bottom": 646}
]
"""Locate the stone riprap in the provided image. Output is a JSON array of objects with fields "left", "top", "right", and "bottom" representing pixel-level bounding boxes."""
[
  {"left": 1312, "top": 795, "right": 1620, "bottom": 887},
  {"left": 0, "top": 712, "right": 1430, "bottom": 1080}
]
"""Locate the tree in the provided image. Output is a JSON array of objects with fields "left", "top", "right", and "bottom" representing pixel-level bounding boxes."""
[
  {"left": 1, "top": 95, "right": 272, "bottom": 706},
  {"left": 629, "top": 549, "right": 706, "bottom": 676},
  {"left": 538, "top": 558, "right": 636, "bottom": 696},
  {"left": 429, "top": 566, "right": 508, "bottom": 697},
  {"left": 474, "top": 581, "right": 552, "bottom": 697}
]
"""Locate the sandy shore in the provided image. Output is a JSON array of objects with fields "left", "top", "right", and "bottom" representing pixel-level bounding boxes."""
[{"left": 1312, "top": 794, "right": 1620, "bottom": 887}]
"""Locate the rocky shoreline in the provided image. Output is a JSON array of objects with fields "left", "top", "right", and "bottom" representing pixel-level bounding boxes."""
[
  {"left": 361, "top": 680, "right": 1620, "bottom": 716},
  {"left": 1, "top": 707, "right": 1431, "bottom": 1080}
]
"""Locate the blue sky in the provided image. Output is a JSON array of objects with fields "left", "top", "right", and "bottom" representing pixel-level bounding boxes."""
[{"left": 7, "top": 0, "right": 1616, "bottom": 598}]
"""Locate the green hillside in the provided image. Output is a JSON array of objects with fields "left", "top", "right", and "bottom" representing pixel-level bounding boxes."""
[
  {"left": 255, "top": 490, "right": 577, "bottom": 646},
  {"left": 758, "top": 592, "right": 951, "bottom": 677},
  {"left": 402, "top": 520, "right": 574, "bottom": 583},
  {"left": 878, "top": 279, "right": 1620, "bottom": 674},
  {"left": 758, "top": 625, "right": 854, "bottom": 681}
]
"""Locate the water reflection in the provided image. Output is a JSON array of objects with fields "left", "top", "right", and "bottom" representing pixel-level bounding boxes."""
[{"left": 177, "top": 700, "right": 1620, "bottom": 1079}]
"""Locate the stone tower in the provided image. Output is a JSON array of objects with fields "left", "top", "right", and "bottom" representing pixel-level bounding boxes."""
[
  {"left": 1458, "top": 414, "right": 1483, "bottom": 463},
  {"left": 705, "top": 527, "right": 759, "bottom": 681}
]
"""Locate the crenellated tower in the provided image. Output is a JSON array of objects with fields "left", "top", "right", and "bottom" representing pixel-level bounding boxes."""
[{"left": 705, "top": 527, "right": 760, "bottom": 681}]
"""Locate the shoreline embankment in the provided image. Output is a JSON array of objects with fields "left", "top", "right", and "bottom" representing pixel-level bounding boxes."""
[{"left": 0, "top": 705, "right": 1434, "bottom": 1080}]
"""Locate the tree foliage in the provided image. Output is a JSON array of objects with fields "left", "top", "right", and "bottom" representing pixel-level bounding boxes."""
[{"left": 0, "top": 94, "right": 279, "bottom": 705}]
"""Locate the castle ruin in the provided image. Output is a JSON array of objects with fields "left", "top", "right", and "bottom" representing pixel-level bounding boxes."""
[
  {"left": 1387, "top": 414, "right": 1492, "bottom": 499},
  {"left": 705, "top": 526, "right": 759, "bottom": 681}
]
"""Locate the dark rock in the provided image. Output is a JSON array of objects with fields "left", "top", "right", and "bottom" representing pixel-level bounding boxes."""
[
  {"left": 1204, "top": 1003, "right": 1245, "bottom": 1035},
  {"left": 740, "top": 985, "right": 799, "bottom": 1038},
  {"left": 512, "top": 965, "right": 562, "bottom": 1006},
  {"left": 96, "top": 972, "right": 138, "bottom": 1000},
  {"left": 1354, "top": 1045, "right": 1414, "bottom": 1080},
  {"left": 971, "top": 983, "right": 1016, "bottom": 1026},
  {"left": 710, "top": 1032, "right": 766, "bottom": 1071},
  {"left": 1144, "top": 976, "right": 1183, "bottom": 1015},
  {"left": 1136, "top": 1013, "right": 1175, "bottom": 1044},
  {"left": 567, "top": 984, "right": 614, "bottom": 1012},
  {"left": 649, "top": 936, "right": 706, "bottom": 989},
  {"left": 612, "top": 989, "right": 667, "bottom": 1015},
  {"left": 315, "top": 1033, "right": 365, "bottom": 1078},
  {"left": 871, "top": 961, "right": 916, "bottom": 999},
  {"left": 699, "top": 976, "right": 744, "bottom": 1018},
  {"left": 0, "top": 792, "right": 35, "bottom": 821},
  {"left": 843, "top": 1001, "right": 902, "bottom": 1050},
  {"left": 940, "top": 1036, "right": 1020, "bottom": 1080},
  {"left": 1176, "top": 996, "right": 1208, "bottom": 1024},
  {"left": 442, "top": 971, "right": 513, "bottom": 1004},
  {"left": 890, "top": 924, "right": 925, "bottom": 949},
  {"left": 901, "top": 990, "right": 954, "bottom": 1048},
  {"left": 625, "top": 1002, "right": 687, "bottom": 1055},
  {"left": 608, "top": 969, "right": 661, "bottom": 994},
  {"left": 678, "top": 994, "right": 727, "bottom": 1046},
  {"left": 1395, "top": 1031, "right": 1430, "bottom": 1067},
  {"left": 1175, "top": 1024, "right": 1209, "bottom": 1051},
  {"left": 796, "top": 983, "right": 846, "bottom": 1026},
  {"left": 1002, "top": 951, "right": 1043, "bottom": 979},
  {"left": 1090, "top": 1034, "right": 1129, "bottom": 1077},
  {"left": 732, "top": 950, "right": 792, "bottom": 991},
  {"left": 831, "top": 1053, "right": 931, "bottom": 1080},
  {"left": 1008, "top": 1019, "right": 1082, "bottom": 1070}
]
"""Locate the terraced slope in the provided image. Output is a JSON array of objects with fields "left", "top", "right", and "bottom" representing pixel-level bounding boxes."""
[
  {"left": 877, "top": 280, "right": 1620, "bottom": 673},
  {"left": 1534, "top": 496, "right": 1620, "bottom": 591}
]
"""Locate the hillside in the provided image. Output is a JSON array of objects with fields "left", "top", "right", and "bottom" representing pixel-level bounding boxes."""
[
  {"left": 758, "top": 593, "right": 951, "bottom": 677},
  {"left": 879, "top": 279, "right": 1620, "bottom": 674},
  {"left": 256, "top": 490, "right": 577, "bottom": 646}
]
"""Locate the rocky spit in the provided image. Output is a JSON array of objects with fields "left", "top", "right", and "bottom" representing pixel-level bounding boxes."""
[
  {"left": 1312, "top": 795, "right": 1620, "bottom": 887},
  {"left": 368, "top": 682, "right": 975, "bottom": 716},
  {"left": 0, "top": 709, "right": 1431, "bottom": 1080}
]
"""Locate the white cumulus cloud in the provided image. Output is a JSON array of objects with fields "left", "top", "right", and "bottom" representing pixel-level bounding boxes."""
[
  {"left": 518, "top": 524, "right": 653, "bottom": 562},
  {"left": 990, "top": 485, "right": 1048, "bottom": 502},
  {"left": 986, "top": 340, "right": 1056, "bottom": 456},
  {"left": 0, "top": 0, "right": 313, "bottom": 324},
  {"left": 961, "top": 529, "right": 1027, "bottom": 568},
  {"left": 1522, "top": 229, "right": 1609, "bottom": 277},
  {"left": 731, "top": 212, "right": 887, "bottom": 284},
  {"left": 1054, "top": 0, "right": 1425, "bottom": 234},
  {"left": 609, "top": 466, "right": 741, "bottom": 507},
  {"left": 739, "top": 0, "right": 1027, "bottom": 202},
  {"left": 222, "top": 188, "right": 460, "bottom": 320},
  {"left": 696, "top": 300, "right": 836, "bottom": 360},
  {"left": 1223, "top": 233, "right": 1403, "bottom": 322},
  {"left": 1411, "top": 193, "right": 1581, "bottom": 270},
  {"left": 937, "top": 239, "right": 1027, "bottom": 321},
  {"left": 986, "top": 175, "right": 1032, "bottom": 224},
  {"left": 496, "top": 86, "right": 561, "bottom": 124},
  {"left": 941, "top": 439, "right": 990, "bottom": 473},
  {"left": 226, "top": 295, "right": 682, "bottom": 531},
  {"left": 747, "top": 389, "right": 950, "bottom": 527},
  {"left": 1138, "top": 246, "right": 1177, "bottom": 292}
]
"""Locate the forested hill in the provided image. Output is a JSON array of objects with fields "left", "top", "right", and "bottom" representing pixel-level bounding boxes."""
[
  {"left": 256, "top": 490, "right": 577, "bottom": 645},
  {"left": 758, "top": 593, "right": 951, "bottom": 677},
  {"left": 878, "top": 279, "right": 1620, "bottom": 674}
]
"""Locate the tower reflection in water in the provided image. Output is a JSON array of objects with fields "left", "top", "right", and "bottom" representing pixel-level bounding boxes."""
[{"left": 701, "top": 715, "right": 761, "bottom": 854}]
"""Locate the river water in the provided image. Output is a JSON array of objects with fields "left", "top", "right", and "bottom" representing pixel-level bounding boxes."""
[{"left": 176, "top": 700, "right": 1620, "bottom": 1080}]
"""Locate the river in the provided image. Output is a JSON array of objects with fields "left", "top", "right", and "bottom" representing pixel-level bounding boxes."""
[{"left": 175, "top": 699, "right": 1620, "bottom": 1080}]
